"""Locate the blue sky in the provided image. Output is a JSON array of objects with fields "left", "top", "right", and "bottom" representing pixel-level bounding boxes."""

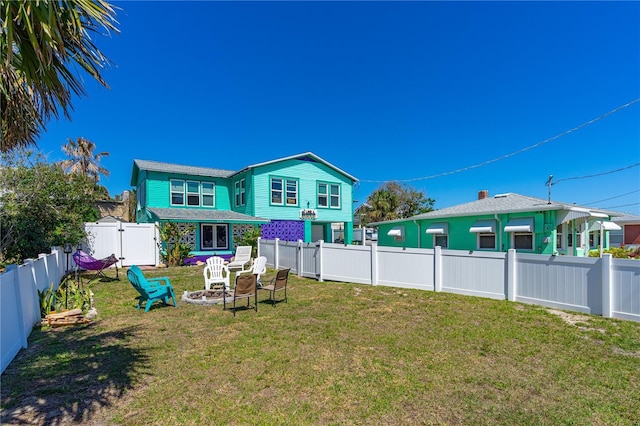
[{"left": 36, "top": 1, "right": 640, "bottom": 215}]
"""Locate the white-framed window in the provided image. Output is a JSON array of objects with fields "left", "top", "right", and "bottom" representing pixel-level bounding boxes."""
[
  {"left": 434, "top": 234, "right": 448, "bottom": 248},
  {"left": 234, "top": 179, "right": 245, "bottom": 207},
  {"left": 286, "top": 179, "right": 298, "bottom": 206},
  {"left": 318, "top": 182, "right": 340, "bottom": 209},
  {"left": 478, "top": 233, "right": 496, "bottom": 250},
  {"left": 512, "top": 233, "right": 534, "bottom": 250},
  {"left": 201, "top": 182, "right": 215, "bottom": 207},
  {"left": 170, "top": 179, "right": 185, "bottom": 206},
  {"left": 186, "top": 181, "right": 200, "bottom": 206},
  {"left": 556, "top": 224, "right": 564, "bottom": 250},
  {"left": 271, "top": 178, "right": 283, "bottom": 205},
  {"left": 200, "top": 224, "right": 228, "bottom": 250}
]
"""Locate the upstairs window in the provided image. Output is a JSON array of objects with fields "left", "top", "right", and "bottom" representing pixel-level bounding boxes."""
[
  {"left": 271, "top": 178, "right": 283, "bottom": 204},
  {"left": 271, "top": 177, "right": 298, "bottom": 206},
  {"left": 318, "top": 182, "right": 340, "bottom": 209},
  {"left": 186, "top": 181, "right": 200, "bottom": 206},
  {"left": 170, "top": 180, "right": 184, "bottom": 205},
  {"left": 201, "top": 182, "right": 215, "bottom": 207},
  {"left": 286, "top": 179, "right": 298, "bottom": 206},
  {"left": 235, "top": 179, "right": 246, "bottom": 207}
]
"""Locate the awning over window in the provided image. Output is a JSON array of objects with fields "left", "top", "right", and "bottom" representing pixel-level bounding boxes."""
[
  {"left": 425, "top": 222, "right": 448, "bottom": 234},
  {"left": 469, "top": 220, "right": 495, "bottom": 233},
  {"left": 504, "top": 217, "right": 534, "bottom": 233},
  {"left": 387, "top": 227, "right": 404, "bottom": 237},
  {"left": 556, "top": 208, "right": 608, "bottom": 225},
  {"left": 591, "top": 221, "right": 622, "bottom": 231}
]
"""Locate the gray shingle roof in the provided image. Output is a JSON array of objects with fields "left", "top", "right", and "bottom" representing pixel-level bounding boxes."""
[
  {"left": 148, "top": 208, "right": 269, "bottom": 223},
  {"left": 134, "top": 159, "right": 235, "bottom": 178},
  {"left": 370, "top": 193, "right": 614, "bottom": 225}
]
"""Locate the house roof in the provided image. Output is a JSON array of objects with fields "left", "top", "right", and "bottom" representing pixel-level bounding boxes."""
[
  {"left": 148, "top": 207, "right": 269, "bottom": 223},
  {"left": 148, "top": 208, "right": 270, "bottom": 224},
  {"left": 369, "top": 193, "right": 616, "bottom": 225},
  {"left": 611, "top": 214, "right": 640, "bottom": 224},
  {"left": 231, "top": 152, "right": 358, "bottom": 182},
  {"left": 131, "top": 159, "right": 235, "bottom": 185}
]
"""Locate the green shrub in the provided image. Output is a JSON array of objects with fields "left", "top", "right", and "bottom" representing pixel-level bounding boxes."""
[{"left": 588, "top": 245, "right": 638, "bottom": 259}]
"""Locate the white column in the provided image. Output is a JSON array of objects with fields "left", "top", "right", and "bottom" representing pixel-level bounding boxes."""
[{"left": 274, "top": 238, "right": 280, "bottom": 270}]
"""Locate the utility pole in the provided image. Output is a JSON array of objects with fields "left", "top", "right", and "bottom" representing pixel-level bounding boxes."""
[{"left": 545, "top": 175, "right": 554, "bottom": 204}]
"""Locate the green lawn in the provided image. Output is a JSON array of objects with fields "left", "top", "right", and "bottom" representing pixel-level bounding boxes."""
[{"left": 2, "top": 266, "right": 640, "bottom": 425}]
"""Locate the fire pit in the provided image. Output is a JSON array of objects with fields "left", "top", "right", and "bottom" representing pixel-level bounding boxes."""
[{"left": 181, "top": 289, "right": 233, "bottom": 305}]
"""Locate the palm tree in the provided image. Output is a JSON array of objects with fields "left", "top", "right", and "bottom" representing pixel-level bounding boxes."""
[
  {"left": 0, "top": 0, "right": 119, "bottom": 153},
  {"left": 60, "top": 137, "right": 110, "bottom": 182}
]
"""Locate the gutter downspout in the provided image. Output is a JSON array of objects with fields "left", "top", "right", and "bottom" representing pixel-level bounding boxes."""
[
  {"left": 414, "top": 220, "right": 420, "bottom": 248},
  {"left": 495, "top": 214, "right": 503, "bottom": 251}
]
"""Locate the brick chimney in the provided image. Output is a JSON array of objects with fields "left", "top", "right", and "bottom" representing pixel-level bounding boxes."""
[{"left": 478, "top": 190, "right": 489, "bottom": 200}]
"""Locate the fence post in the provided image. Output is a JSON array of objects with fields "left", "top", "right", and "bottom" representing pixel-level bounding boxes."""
[
  {"left": 297, "top": 239, "right": 303, "bottom": 277},
  {"left": 257, "top": 237, "right": 262, "bottom": 258},
  {"left": 274, "top": 238, "right": 280, "bottom": 270},
  {"left": 317, "top": 240, "right": 324, "bottom": 282},
  {"left": 601, "top": 253, "right": 613, "bottom": 318},
  {"left": 371, "top": 242, "right": 378, "bottom": 286},
  {"left": 434, "top": 246, "right": 442, "bottom": 292},
  {"left": 506, "top": 249, "right": 517, "bottom": 301}
]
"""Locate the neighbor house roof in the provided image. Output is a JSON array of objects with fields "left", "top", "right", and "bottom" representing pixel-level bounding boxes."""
[
  {"left": 131, "top": 159, "right": 235, "bottom": 185},
  {"left": 148, "top": 208, "right": 270, "bottom": 224},
  {"left": 611, "top": 214, "right": 640, "bottom": 224},
  {"left": 230, "top": 152, "right": 358, "bottom": 182},
  {"left": 370, "top": 193, "right": 615, "bottom": 225}
]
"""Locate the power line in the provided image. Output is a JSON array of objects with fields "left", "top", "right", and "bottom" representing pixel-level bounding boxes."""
[
  {"left": 360, "top": 98, "right": 640, "bottom": 184},
  {"left": 601, "top": 202, "right": 640, "bottom": 210},
  {"left": 553, "top": 163, "right": 640, "bottom": 184},
  {"left": 582, "top": 189, "right": 640, "bottom": 205}
]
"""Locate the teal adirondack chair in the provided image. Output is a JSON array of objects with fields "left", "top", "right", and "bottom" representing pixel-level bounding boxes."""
[{"left": 127, "top": 265, "right": 177, "bottom": 312}]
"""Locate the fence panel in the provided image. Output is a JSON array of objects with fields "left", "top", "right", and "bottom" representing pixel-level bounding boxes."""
[
  {"left": 377, "top": 247, "right": 434, "bottom": 290},
  {"left": 301, "top": 243, "right": 319, "bottom": 279},
  {"left": 441, "top": 250, "right": 506, "bottom": 299},
  {"left": 516, "top": 254, "right": 601, "bottom": 314},
  {"left": 612, "top": 258, "right": 640, "bottom": 321},
  {"left": 120, "top": 223, "right": 158, "bottom": 266},
  {"left": 259, "top": 239, "right": 276, "bottom": 268},
  {"left": 322, "top": 243, "right": 372, "bottom": 285},
  {"left": 278, "top": 241, "right": 299, "bottom": 273},
  {"left": 84, "top": 222, "right": 119, "bottom": 260},
  {"left": 1, "top": 268, "right": 23, "bottom": 373}
]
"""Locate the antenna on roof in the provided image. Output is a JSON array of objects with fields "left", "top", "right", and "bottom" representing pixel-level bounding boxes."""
[{"left": 545, "top": 175, "right": 554, "bottom": 204}]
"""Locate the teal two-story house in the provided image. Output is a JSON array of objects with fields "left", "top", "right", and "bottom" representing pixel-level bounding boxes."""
[
  {"left": 131, "top": 152, "right": 357, "bottom": 261},
  {"left": 371, "top": 191, "right": 622, "bottom": 257}
]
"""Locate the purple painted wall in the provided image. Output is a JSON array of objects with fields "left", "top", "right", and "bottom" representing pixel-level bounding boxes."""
[{"left": 261, "top": 220, "right": 304, "bottom": 242}]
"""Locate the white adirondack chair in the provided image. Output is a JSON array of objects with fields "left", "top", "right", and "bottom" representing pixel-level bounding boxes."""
[
  {"left": 203, "top": 256, "right": 230, "bottom": 291},
  {"left": 226, "top": 246, "right": 253, "bottom": 272},
  {"left": 237, "top": 255, "right": 267, "bottom": 286}
]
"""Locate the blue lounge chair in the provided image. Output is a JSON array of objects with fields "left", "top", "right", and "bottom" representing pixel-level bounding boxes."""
[{"left": 127, "top": 265, "right": 177, "bottom": 312}]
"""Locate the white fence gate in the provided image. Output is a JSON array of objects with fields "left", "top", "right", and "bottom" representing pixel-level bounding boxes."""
[{"left": 83, "top": 221, "right": 159, "bottom": 267}]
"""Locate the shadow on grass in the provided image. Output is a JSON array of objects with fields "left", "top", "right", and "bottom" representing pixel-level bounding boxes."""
[{"left": 0, "top": 324, "right": 148, "bottom": 425}]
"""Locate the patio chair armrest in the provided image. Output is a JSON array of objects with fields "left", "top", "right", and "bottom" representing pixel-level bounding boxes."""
[{"left": 147, "top": 277, "right": 171, "bottom": 286}]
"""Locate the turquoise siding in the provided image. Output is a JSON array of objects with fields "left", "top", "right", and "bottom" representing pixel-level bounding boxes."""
[
  {"left": 143, "top": 171, "right": 231, "bottom": 210},
  {"left": 378, "top": 212, "right": 558, "bottom": 255},
  {"left": 251, "top": 159, "right": 353, "bottom": 222}
]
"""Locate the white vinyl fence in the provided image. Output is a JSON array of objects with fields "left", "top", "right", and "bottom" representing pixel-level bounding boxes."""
[
  {"left": 1, "top": 248, "right": 66, "bottom": 373},
  {"left": 84, "top": 221, "right": 159, "bottom": 267},
  {"left": 258, "top": 239, "right": 640, "bottom": 323}
]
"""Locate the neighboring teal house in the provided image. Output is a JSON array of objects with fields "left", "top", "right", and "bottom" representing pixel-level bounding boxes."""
[
  {"left": 371, "top": 191, "right": 622, "bottom": 257},
  {"left": 131, "top": 152, "right": 357, "bottom": 260}
]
